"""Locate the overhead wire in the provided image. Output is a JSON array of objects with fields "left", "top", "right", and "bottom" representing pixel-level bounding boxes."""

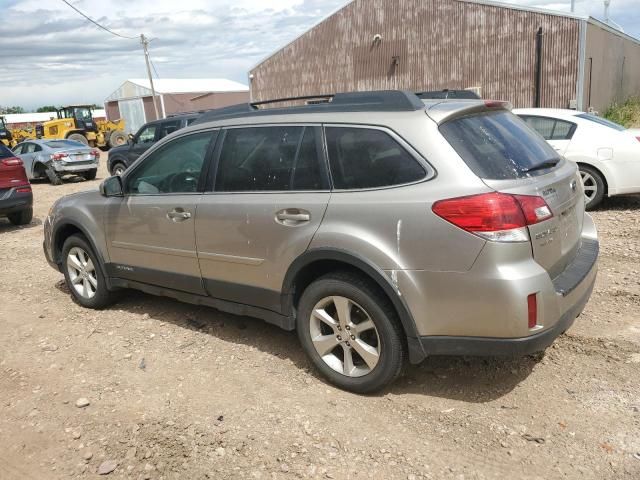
[{"left": 60, "top": 0, "right": 138, "bottom": 40}]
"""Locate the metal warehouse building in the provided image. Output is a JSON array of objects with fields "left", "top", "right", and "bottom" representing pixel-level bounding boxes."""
[
  {"left": 104, "top": 78, "right": 249, "bottom": 133},
  {"left": 249, "top": 0, "right": 640, "bottom": 113}
]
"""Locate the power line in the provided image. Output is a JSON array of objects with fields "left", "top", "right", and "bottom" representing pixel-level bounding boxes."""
[
  {"left": 60, "top": 0, "right": 137, "bottom": 40},
  {"left": 150, "top": 58, "right": 160, "bottom": 79}
]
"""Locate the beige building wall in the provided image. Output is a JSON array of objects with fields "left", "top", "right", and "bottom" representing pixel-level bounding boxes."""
[
  {"left": 582, "top": 21, "right": 640, "bottom": 113},
  {"left": 250, "top": 0, "right": 581, "bottom": 109}
]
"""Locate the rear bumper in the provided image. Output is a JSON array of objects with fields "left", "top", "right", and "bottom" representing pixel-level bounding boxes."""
[
  {"left": 396, "top": 213, "right": 599, "bottom": 360},
  {"left": 52, "top": 161, "right": 98, "bottom": 173},
  {"left": 416, "top": 268, "right": 595, "bottom": 356},
  {"left": 0, "top": 187, "right": 33, "bottom": 216}
]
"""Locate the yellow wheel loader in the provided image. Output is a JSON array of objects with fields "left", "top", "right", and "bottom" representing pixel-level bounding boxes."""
[
  {"left": 37, "top": 105, "right": 127, "bottom": 150},
  {"left": 0, "top": 116, "right": 14, "bottom": 147}
]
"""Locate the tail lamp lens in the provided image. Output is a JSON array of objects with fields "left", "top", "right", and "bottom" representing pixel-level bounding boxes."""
[
  {"left": 432, "top": 192, "right": 553, "bottom": 242},
  {"left": 51, "top": 153, "right": 68, "bottom": 160},
  {"left": 1, "top": 157, "right": 23, "bottom": 167},
  {"left": 91, "top": 149, "right": 101, "bottom": 157}
]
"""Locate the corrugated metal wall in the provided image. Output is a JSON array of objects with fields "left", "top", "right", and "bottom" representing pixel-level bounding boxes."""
[
  {"left": 250, "top": 0, "right": 580, "bottom": 108},
  {"left": 583, "top": 21, "right": 640, "bottom": 113}
]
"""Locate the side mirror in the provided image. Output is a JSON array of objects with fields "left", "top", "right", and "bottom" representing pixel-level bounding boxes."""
[
  {"left": 128, "top": 133, "right": 134, "bottom": 145},
  {"left": 99, "top": 175, "right": 124, "bottom": 197}
]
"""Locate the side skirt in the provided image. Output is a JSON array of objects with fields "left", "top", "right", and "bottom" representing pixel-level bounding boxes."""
[{"left": 108, "top": 277, "right": 295, "bottom": 331}]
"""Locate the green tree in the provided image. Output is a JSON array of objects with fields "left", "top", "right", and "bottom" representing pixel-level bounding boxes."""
[
  {"left": 0, "top": 106, "right": 25, "bottom": 114},
  {"left": 36, "top": 105, "right": 58, "bottom": 112}
]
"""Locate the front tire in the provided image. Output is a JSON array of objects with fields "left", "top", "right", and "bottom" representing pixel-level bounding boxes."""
[
  {"left": 297, "top": 272, "right": 405, "bottom": 393},
  {"left": 7, "top": 208, "right": 32, "bottom": 226},
  {"left": 61, "top": 234, "right": 116, "bottom": 309},
  {"left": 110, "top": 162, "right": 127, "bottom": 176},
  {"left": 67, "top": 133, "right": 88, "bottom": 145},
  {"left": 579, "top": 165, "right": 605, "bottom": 210}
]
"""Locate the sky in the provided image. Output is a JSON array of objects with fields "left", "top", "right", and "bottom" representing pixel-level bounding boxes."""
[{"left": 0, "top": 0, "right": 638, "bottom": 110}]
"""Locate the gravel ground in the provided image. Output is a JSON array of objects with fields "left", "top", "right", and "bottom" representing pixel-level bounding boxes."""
[{"left": 0, "top": 155, "right": 639, "bottom": 479}]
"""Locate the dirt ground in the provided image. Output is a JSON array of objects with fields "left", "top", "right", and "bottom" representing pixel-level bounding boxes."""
[{"left": 0, "top": 154, "right": 639, "bottom": 480}]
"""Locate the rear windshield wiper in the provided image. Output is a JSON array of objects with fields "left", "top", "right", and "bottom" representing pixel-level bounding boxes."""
[{"left": 523, "top": 159, "right": 560, "bottom": 173}]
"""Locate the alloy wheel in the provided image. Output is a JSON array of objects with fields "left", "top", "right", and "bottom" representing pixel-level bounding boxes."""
[
  {"left": 309, "top": 296, "right": 381, "bottom": 377},
  {"left": 580, "top": 170, "right": 597, "bottom": 203},
  {"left": 66, "top": 247, "right": 98, "bottom": 299}
]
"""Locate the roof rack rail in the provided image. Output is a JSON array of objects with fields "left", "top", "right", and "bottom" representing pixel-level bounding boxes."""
[
  {"left": 166, "top": 109, "right": 211, "bottom": 118},
  {"left": 192, "top": 90, "right": 425, "bottom": 125}
]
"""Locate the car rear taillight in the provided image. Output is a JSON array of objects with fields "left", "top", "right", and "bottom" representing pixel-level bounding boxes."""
[
  {"left": 51, "top": 153, "right": 68, "bottom": 160},
  {"left": 91, "top": 149, "right": 100, "bottom": 157},
  {"left": 432, "top": 192, "right": 553, "bottom": 242},
  {"left": 1, "top": 157, "right": 23, "bottom": 167},
  {"left": 527, "top": 293, "right": 537, "bottom": 329}
]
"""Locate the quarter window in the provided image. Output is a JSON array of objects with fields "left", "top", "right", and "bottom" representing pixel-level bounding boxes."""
[
  {"left": 126, "top": 131, "right": 214, "bottom": 195},
  {"left": 325, "top": 127, "right": 426, "bottom": 189},
  {"left": 215, "top": 126, "right": 328, "bottom": 192}
]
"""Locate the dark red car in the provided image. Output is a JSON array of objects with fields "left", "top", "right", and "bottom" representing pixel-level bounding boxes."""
[{"left": 0, "top": 143, "right": 33, "bottom": 225}]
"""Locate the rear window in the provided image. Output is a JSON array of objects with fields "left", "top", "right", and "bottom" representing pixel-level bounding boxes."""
[
  {"left": 0, "top": 144, "right": 14, "bottom": 159},
  {"left": 576, "top": 113, "right": 625, "bottom": 131},
  {"left": 46, "top": 140, "right": 85, "bottom": 148},
  {"left": 440, "top": 111, "right": 561, "bottom": 180}
]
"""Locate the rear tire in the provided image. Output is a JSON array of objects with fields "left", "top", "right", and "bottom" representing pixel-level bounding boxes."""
[
  {"left": 7, "top": 208, "right": 32, "bottom": 226},
  {"left": 61, "top": 234, "right": 117, "bottom": 309},
  {"left": 82, "top": 169, "right": 97, "bottom": 180},
  {"left": 67, "top": 133, "right": 88, "bottom": 145},
  {"left": 45, "top": 166, "right": 63, "bottom": 185},
  {"left": 579, "top": 165, "right": 605, "bottom": 210},
  {"left": 296, "top": 272, "right": 405, "bottom": 393},
  {"left": 109, "top": 131, "right": 127, "bottom": 148}
]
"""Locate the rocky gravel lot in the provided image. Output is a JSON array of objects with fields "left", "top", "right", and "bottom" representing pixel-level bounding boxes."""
[{"left": 0, "top": 156, "right": 639, "bottom": 479}]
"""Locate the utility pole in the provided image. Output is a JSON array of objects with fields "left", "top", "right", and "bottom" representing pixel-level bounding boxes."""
[{"left": 140, "top": 34, "right": 161, "bottom": 120}]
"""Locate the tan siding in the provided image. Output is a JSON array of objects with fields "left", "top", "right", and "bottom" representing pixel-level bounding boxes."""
[
  {"left": 250, "top": 0, "right": 580, "bottom": 108},
  {"left": 583, "top": 22, "right": 640, "bottom": 113},
  {"left": 105, "top": 101, "right": 120, "bottom": 122}
]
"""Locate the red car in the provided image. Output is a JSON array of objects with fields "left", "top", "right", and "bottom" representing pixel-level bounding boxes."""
[{"left": 0, "top": 144, "right": 33, "bottom": 225}]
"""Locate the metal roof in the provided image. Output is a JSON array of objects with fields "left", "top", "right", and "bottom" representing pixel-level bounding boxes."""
[{"left": 127, "top": 78, "right": 249, "bottom": 94}]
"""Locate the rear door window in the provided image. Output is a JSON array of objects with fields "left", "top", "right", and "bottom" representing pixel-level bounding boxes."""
[
  {"left": 325, "top": 127, "right": 426, "bottom": 189},
  {"left": 519, "top": 115, "right": 576, "bottom": 140},
  {"left": 440, "top": 111, "right": 562, "bottom": 180},
  {"left": 214, "top": 126, "right": 328, "bottom": 191}
]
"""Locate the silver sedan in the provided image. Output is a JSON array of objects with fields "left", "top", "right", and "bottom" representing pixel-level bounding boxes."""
[{"left": 12, "top": 139, "right": 100, "bottom": 185}]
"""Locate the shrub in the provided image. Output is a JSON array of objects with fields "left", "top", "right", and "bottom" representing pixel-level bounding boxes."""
[{"left": 604, "top": 97, "right": 640, "bottom": 128}]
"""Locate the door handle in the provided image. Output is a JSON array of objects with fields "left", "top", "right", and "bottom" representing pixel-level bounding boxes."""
[
  {"left": 167, "top": 208, "right": 192, "bottom": 222},
  {"left": 275, "top": 209, "right": 310, "bottom": 225}
]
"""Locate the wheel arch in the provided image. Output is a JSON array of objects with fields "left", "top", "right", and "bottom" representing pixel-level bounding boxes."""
[
  {"left": 282, "top": 248, "right": 426, "bottom": 363},
  {"left": 52, "top": 220, "right": 106, "bottom": 272}
]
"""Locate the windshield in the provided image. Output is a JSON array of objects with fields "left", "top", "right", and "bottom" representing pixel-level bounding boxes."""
[
  {"left": 46, "top": 140, "right": 86, "bottom": 149},
  {"left": 576, "top": 113, "right": 625, "bottom": 131},
  {"left": 440, "top": 111, "right": 562, "bottom": 180},
  {"left": 73, "top": 107, "right": 92, "bottom": 120}
]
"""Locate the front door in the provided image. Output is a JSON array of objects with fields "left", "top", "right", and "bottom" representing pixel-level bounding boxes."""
[
  {"left": 195, "top": 125, "right": 330, "bottom": 312},
  {"left": 128, "top": 123, "right": 158, "bottom": 165},
  {"left": 104, "top": 130, "right": 217, "bottom": 294}
]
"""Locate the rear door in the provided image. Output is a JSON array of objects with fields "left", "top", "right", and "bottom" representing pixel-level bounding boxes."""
[
  {"left": 14, "top": 142, "right": 37, "bottom": 178},
  {"left": 195, "top": 125, "right": 330, "bottom": 312},
  {"left": 519, "top": 115, "right": 577, "bottom": 155},
  {"left": 441, "top": 110, "right": 584, "bottom": 278}
]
